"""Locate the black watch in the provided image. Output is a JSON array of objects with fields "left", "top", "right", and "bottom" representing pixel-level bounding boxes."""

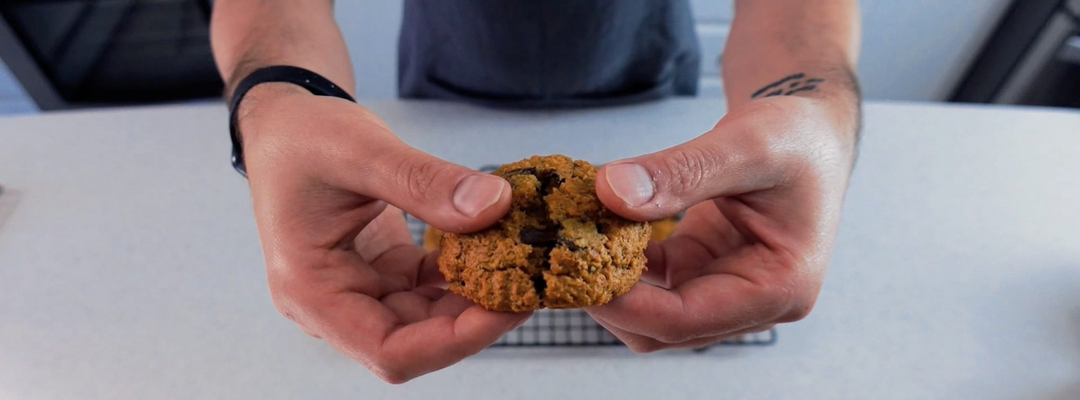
[{"left": 227, "top": 65, "right": 356, "bottom": 177}]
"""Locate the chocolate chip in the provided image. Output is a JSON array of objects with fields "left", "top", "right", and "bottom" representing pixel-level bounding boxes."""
[
  {"left": 504, "top": 166, "right": 567, "bottom": 302},
  {"left": 501, "top": 167, "right": 537, "bottom": 177},
  {"left": 519, "top": 226, "right": 559, "bottom": 246},
  {"left": 536, "top": 170, "right": 563, "bottom": 194},
  {"left": 502, "top": 167, "right": 563, "bottom": 195},
  {"left": 531, "top": 275, "right": 547, "bottom": 296}
]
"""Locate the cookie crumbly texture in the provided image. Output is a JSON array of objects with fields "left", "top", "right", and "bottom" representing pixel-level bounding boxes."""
[
  {"left": 427, "top": 216, "right": 676, "bottom": 251},
  {"left": 437, "top": 155, "right": 651, "bottom": 312}
]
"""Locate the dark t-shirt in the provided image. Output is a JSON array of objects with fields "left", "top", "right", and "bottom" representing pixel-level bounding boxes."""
[{"left": 398, "top": 0, "right": 700, "bottom": 107}]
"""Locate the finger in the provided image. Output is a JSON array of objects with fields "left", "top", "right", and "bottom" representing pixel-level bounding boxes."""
[
  {"left": 596, "top": 317, "right": 772, "bottom": 353},
  {"left": 417, "top": 249, "right": 449, "bottom": 288},
  {"left": 307, "top": 289, "right": 528, "bottom": 383},
  {"left": 639, "top": 232, "right": 723, "bottom": 289},
  {"left": 426, "top": 292, "right": 483, "bottom": 318},
  {"left": 590, "top": 316, "right": 659, "bottom": 352},
  {"left": 639, "top": 202, "right": 730, "bottom": 287},
  {"left": 595, "top": 102, "right": 798, "bottom": 221},
  {"left": 638, "top": 241, "right": 668, "bottom": 286},
  {"left": 243, "top": 96, "right": 511, "bottom": 233},
  {"left": 353, "top": 204, "right": 419, "bottom": 262},
  {"left": 311, "top": 113, "right": 511, "bottom": 233},
  {"left": 270, "top": 234, "right": 528, "bottom": 383},
  {"left": 379, "top": 288, "right": 448, "bottom": 324},
  {"left": 377, "top": 306, "right": 530, "bottom": 383},
  {"left": 279, "top": 250, "right": 530, "bottom": 383},
  {"left": 585, "top": 268, "right": 802, "bottom": 344},
  {"left": 593, "top": 316, "right": 774, "bottom": 352},
  {"left": 353, "top": 206, "right": 446, "bottom": 293},
  {"left": 380, "top": 289, "right": 479, "bottom": 324}
]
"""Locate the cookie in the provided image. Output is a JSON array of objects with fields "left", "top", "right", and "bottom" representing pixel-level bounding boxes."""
[
  {"left": 427, "top": 217, "right": 676, "bottom": 248},
  {"left": 427, "top": 218, "right": 674, "bottom": 251},
  {"left": 649, "top": 217, "right": 678, "bottom": 241},
  {"left": 437, "top": 155, "right": 651, "bottom": 312},
  {"left": 422, "top": 225, "right": 442, "bottom": 251}
]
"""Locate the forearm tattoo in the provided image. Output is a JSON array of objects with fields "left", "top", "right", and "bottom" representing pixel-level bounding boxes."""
[{"left": 750, "top": 73, "right": 825, "bottom": 99}]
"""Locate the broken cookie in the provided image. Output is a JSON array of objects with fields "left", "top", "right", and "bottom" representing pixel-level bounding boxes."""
[{"left": 437, "top": 154, "right": 651, "bottom": 312}]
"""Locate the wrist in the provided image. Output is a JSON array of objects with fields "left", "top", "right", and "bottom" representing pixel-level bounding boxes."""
[
  {"left": 226, "top": 66, "right": 356, "bottom": 177},
  {"left": 738, "top": 69, "right": 861, "bottom": 150},
  {"left": 234, "top": 82, "right": 309, "bottom": 147},
  {"left": 818, "top": 84, "right": 862, "bottom": 150}
]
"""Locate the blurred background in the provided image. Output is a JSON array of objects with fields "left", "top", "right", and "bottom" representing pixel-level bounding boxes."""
[{"left": 0, "top": 0, "right": 1077, "bottom": 114}]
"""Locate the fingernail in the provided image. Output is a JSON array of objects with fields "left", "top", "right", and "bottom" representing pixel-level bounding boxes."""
[
  {"left": 453, "top": 174, "right": 506, "bottom": 217},
  {"left": 605, "top": 163, "right": 655, "bottom": 207}
]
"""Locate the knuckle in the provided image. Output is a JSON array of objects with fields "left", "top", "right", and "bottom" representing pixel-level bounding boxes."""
[
  {"left": 269, "top": 294, "right": 296, "bottom": 320},
  {"left": 266, "top": 271, "right": 325, "bottom": 338},
  {"left": 762, "top": 252, "right": 819, "bottom": 323},
  {"left": 779, "top": 300, "right": 815, "bottom": 323},
  {"left": 776, "top": 282, "right": 818, "bottom": 323},
  {"left": 397, "top": 157, "right": 449, "bottom": 204},
  {"left": 268, "top": 285, "right": 307, "bottom": 327},
  {"left": 264, "top": 257, "right": 328, "bottom": 325},
  {"left": 657, "top": 146, "right": 714, "bottom": 198}
]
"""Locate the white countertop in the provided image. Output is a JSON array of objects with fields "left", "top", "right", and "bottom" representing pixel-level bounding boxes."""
[{"left": 1, "top": 99, "right": 1078, "bottom": 399}]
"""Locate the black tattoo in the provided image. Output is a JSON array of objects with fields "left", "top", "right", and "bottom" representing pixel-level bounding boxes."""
[
  {"left": 751, "top": 73, "right": 826, "bottom": 99},
  {"left": 784, "top": 86, "right": 817, "bottom": 96}
]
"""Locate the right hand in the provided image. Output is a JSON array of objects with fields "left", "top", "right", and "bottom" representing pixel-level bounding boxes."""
[{"left": 236, "top": 83, "right": 531, "bottom": 383}]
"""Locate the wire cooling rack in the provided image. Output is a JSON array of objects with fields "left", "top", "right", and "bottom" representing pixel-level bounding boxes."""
[{"left": 406, "top": 163, "right": 776, "bottom": 349}]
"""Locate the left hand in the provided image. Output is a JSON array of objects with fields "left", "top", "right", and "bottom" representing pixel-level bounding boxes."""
[
  {"left": 237, "top": 86, "right": 528, "bottom": 382},
  {"left": 588, "top": 95, "right": 858, "bottom": 351}
]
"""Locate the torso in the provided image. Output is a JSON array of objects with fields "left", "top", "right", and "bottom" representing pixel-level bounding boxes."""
[{"left": 398, "top": 0, "right": 701, "bottom": 107}]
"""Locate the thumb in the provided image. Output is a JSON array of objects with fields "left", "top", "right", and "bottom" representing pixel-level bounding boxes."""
[
  {"left": 375, "top": 147, "right": 512, "bottom": 233},
  {"left": 596, "top": 123, "right": 784, "bottom": 221},
  {"left": 322, "top": 136, "right": 511, "bottom": 233}
]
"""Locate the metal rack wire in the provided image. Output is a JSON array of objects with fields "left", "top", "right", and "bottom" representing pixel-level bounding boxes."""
[
  {"left": 405, "top": 166, "right": 776, "bottom": 349},
  {"left": 486, "top": 308, "right": 776, "bottom": 349}
]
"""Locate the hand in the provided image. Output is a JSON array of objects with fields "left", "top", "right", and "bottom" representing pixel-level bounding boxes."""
[
  {"left": 237, "top": 83, "right": 531, "bottom": 383},
  {"left": 588, "top": 95, "right": 858, "bottom": 351}
]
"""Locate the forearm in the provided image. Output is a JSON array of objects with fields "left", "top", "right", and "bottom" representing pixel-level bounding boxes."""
[
  {"left": 724, "top": 0, "right": 860, "bottom": 114},
  {"left": 210, "top": 0, "right": 354, "bottom": 97}
]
